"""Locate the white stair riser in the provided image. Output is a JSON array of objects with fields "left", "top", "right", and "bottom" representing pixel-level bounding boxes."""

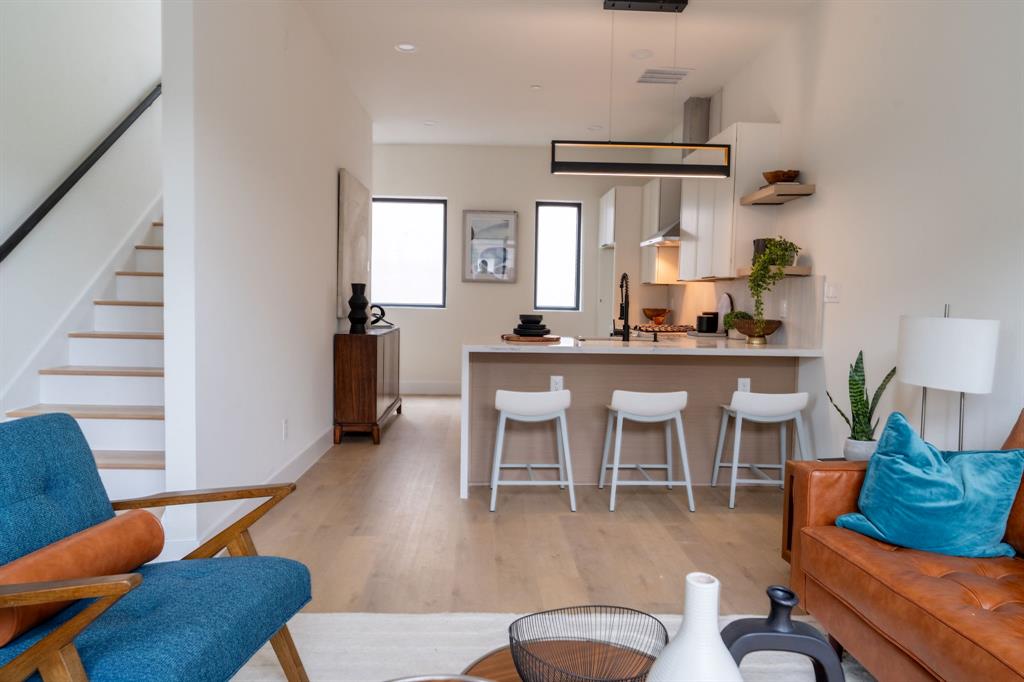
[
  {"left": 134, "top": 250, "right": 163, "bottom": 272},
  {"left": 78, "top": 418, "right": 165, "bottom": 451},
  {"left": 40, "top": 375, "right": 164, "bottom": 406},
  {"left": 140, "top": 226, "right": 163, "bottom": 246},
  {"left": 98, "top": 468, "right": 165, "bottom": 501},
  {"left": 69, "top": 337, "right": 164, "bottom": 366},
  {"left": 116, "top": 275, "right": 163, "bottom": 301},
  {"left": 94, "top": 305, "right": 164, "bottom": 332}
]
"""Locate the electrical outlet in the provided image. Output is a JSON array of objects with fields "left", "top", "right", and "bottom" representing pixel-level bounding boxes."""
[
  {"left": 550, "top": 375, "right": 564, "bottom": 391},
  {"left": 738, "top": 377, "right": 751, "bottom": 392},
  {"left": 281, "top": 418, "right": 288, "bottom": 441},
  {"left": 824, "top": 281, "right": 841, "bottom": 303}
]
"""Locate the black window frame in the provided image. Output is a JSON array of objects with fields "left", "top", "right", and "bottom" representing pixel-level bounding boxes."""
[
  {"left": 533, "top": 201, "right": 583, "bottom": 312},
  {"left": 370, "top": 197, "right": 448, "bottom": 309}
]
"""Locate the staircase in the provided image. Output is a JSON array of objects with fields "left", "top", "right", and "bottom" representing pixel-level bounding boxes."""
[{"left": 6, "top": 220, "right": 165, "bottom": 499}]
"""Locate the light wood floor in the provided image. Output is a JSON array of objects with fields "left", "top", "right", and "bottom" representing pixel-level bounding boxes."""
[{"left": 251, "top": 396, "right": 791, "bottom": 615}]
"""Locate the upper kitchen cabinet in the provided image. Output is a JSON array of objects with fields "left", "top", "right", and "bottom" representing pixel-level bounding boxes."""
[
  {"left": 596, "top": 186, "right": 647, "bottom": 328},
  {"left": 677, "top": 122, "right": 782, "bottom": 280},
  {"left": 598, "top": 187, "right": 617, "bottom": 248}
]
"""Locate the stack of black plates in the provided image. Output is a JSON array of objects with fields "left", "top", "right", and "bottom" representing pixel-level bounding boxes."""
[{"left": 514, "top": 314, "right": 550, "bottom": 337}]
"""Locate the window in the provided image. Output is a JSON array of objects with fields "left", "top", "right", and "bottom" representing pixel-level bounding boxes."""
[
  {"left": 371, "top": 198, "right": 447, "bottom": 307},
  {"left": 534, "top": 202, "right": 582, "bottom": 311}
]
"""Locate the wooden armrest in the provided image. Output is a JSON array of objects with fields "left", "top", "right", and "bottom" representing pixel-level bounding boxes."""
[
  {"left": 0, "top": 573, "right": 141, "bottom": 608},
  {"left": 111, "top": 483, "right": 295, "bottom": 510},
  {"left": 783, "top": 460, "right": 867, "bottom": 600}
]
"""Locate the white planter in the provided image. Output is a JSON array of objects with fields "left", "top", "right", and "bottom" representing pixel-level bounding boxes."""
[
  {"left": 648, "top": 573, "right": 743, "bottom": 682},
  {"left": 844, "top": 438, "right": 877, "bottom": 461},
  {"left": 727, "top": 328, "right": 747, "bottom": 341}
]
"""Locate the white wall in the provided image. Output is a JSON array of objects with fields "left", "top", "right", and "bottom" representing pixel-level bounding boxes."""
[
  {"left": 707, "top": 0, "right": 1024, "bottom": 451},
  {"left": 162, "top": 0, "right": 372, "bottom": 540},
  {"left": 373, "top": 144, "right": 655, "bottom": 394},
  {"left": 0, "top": 0, "right": 162, "bottom": 411}
]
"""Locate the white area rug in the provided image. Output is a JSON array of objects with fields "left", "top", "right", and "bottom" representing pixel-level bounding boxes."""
[{"left": 235, "top": 613, "right": 874, "bottom": 681}]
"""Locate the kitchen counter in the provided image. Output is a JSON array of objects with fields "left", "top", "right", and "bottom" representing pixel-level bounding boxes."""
[{"left": 458, "top": 338, "right": 826, "bottom": 499}]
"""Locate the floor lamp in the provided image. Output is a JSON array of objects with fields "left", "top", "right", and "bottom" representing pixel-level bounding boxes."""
[{"left": 896, "top": 314, "right": 1000, "bottom": 449}]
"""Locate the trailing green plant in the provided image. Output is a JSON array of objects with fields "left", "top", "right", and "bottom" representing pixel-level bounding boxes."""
[
  {"left": 827, "top": 350, "right": 897, "bottom": 441},
  {"left": 748, "top": 237, "right": 800, "bottom": 335},
  {"left": 723, "top": 310, "right": 752, "bottom": 331}
]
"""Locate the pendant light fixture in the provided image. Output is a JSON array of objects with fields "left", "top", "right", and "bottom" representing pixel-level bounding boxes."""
[{"left": 551, "top": 7, "right": 729, "bottom": 179}]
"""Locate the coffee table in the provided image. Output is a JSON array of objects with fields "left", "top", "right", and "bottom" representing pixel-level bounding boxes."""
[
  {"left": 463, "top": 641, "right": 656, "bottom": 682},
  {"left": 462, "top": 646, "right": 519, "bottom": 682}
]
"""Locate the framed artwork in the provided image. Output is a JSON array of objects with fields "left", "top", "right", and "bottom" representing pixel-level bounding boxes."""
[
  {"left": 336, "top": 169, "right": 371, "bottom": 318},
  {"left": 462, "top": 210, "right": 517, "bottom": 283}
]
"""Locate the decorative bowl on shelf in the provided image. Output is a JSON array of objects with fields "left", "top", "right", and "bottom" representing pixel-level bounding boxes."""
[
  {"left": 642, "top": 308, "right": 671, "bottom": 325},
  {"left": 509, "top": 605, "right": 668, "bottom": 682},
  {"left": 732, "top": 319, "right": 783, "bottom": 345},
  {"left": 762, "top": 170, "right": 800, "bottom": 185}
]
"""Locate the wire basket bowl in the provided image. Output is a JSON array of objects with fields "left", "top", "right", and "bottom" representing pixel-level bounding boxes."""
[{"left": 509, "top": 606, "right": 669, "bottom": 682}]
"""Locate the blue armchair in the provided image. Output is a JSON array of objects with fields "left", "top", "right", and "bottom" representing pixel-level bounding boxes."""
[{"left": 0, "top": 413, "right": 311, "bottom": 681}]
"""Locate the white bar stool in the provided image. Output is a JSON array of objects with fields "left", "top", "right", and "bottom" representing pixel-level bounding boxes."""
[
  {"left": 712, "top": 391, "right": 811, "bottom": 509},
  {"left": 599, "top": 390, "right": 695, "bottom": 513},
  {"left": 489, "top": 389, "right": 576, "bottom": 512}
]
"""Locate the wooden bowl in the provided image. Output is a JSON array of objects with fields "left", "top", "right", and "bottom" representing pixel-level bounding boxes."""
[
  {"left": 732, "top": 319, "right": 782, "bottom": 344},
  {"left": 762, "top": 170, "right": 800, "bottom": 185},
  {"left": 642, "top": 308, "right": 670, "bottom": 325}
]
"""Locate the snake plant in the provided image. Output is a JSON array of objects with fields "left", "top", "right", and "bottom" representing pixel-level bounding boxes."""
[{"left": 827, "top": 351, "right": 896, "bottom": 441}]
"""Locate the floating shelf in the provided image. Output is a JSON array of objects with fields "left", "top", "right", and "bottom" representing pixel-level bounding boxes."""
[
  {"left": 735, "top": 265, "right": 812, "bottom": 278},
  {"left": 740, "top": 183, "right": 816, "bottom": 206}
]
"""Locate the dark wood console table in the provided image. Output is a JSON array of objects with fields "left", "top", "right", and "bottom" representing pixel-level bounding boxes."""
[{"left": 333, "top": 326, "right": 401, "bottom": 444}]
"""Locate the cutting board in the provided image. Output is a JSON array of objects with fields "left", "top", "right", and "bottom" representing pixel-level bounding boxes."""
[{"left": 501, "top": 334, "right": 561, "bottom": 343}]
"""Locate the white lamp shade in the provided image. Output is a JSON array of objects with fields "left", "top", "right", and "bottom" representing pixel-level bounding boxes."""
[{"left": 897, "top": 316, "right": 1000, "bottom": 394}]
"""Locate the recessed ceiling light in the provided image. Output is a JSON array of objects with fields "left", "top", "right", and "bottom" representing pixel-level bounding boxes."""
[
  {"left": 630, "top": 48, "right": 654, "bottom": 60},
  {"left": 530, "top": 84, "right": 543, "bottom": 91},
  {"left": 587, "top": 124, "right": 604, "bottom": 132},
  {"left": 423, "top": 120, "right": 437, "bottom": 127},
  {"left": 394, "top": 43, "right": 417, "bottom": 54}
]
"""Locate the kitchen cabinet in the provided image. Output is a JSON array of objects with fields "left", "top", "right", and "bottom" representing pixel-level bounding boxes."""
[
  {"left": 334, "top": 327, "right": 401, "bottom": 444},
  {"left": 677, "top": 122, "right": 781, "bottom": 280},
  {"left": 598, "top": 188, "right": 617, "bottom": 247}
]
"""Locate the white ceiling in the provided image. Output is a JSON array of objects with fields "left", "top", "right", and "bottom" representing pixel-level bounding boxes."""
[{"left": 305, "top": 0, "right": 812, "bottom": 146}]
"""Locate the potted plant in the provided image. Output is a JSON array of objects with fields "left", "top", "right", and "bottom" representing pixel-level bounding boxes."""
[
  {"left": 733, "top": 237, "right": 800, "bottom": 344},
  {"left": 723, "top": 310, "right": 752, "bottom": 341},
  {"left": 827, "top": 350, "right": 896, "bottom": 460}
]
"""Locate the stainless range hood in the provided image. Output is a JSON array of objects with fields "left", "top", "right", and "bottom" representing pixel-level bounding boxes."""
[{"left": 640, "top": 218, "right": 680, "bottom": 247}]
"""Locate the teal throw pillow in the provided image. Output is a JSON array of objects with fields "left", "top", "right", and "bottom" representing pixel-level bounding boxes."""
[{"left": 836, "top": 412, "right": 1024, "bottom": 558}]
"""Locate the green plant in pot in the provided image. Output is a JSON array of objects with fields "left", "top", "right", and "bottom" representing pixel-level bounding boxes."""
[
  {"left": 734, "top": 237, "right": 800, "bottom": 344},
  {"left": 827, "top": 350, "right": 896, "bottom": 460},
  {"left": 723, "top": 310, "right": 752, "bottom": 340}
]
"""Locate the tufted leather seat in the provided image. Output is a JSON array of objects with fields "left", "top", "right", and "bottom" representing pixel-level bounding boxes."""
[{"left": 801, "top": 525, "right": 1024, "bottom": 681}]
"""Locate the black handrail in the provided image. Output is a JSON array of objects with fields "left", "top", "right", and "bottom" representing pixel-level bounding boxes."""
[{"left": 0, "top": 82, "right": 162, "bottom": 264}]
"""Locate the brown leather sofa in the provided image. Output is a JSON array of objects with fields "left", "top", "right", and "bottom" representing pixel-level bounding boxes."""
[{"left": 783, "top": 411, "right": 1024, "bottom": 681}]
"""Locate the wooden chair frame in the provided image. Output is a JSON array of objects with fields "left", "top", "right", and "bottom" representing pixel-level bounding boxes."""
[{"left": 1, "top": 483, "right": 308, "bottom": 682}]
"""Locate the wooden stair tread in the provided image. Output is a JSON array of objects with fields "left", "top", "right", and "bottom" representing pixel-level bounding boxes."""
[
  {"left": 68, "top": 331, "right": 163, "bottom": 340},
  {"left": 115, "top": 271, "right": 163, "bottom": 277},
  {"left": 93, "top": 450, "right": 165, "bottom": 470},
  {"left": 6, "top": 404, "right": 164, "bottom": 420},
  {"left": 134, "top": 245, "right": 163, "bottom": 251},
  {"left": 39, "top": 366, "right": 164, "bottom": 377},
  {"left": 93, "top": 300, "right": 163, "bottom": 307}
]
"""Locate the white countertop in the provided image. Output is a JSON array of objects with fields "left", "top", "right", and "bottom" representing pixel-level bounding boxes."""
[{"left": 464, "top": 336, "right": 823, "bottom": 358}]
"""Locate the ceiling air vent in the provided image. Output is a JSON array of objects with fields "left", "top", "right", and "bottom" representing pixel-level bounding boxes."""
[{"left": 637, "top": 67, "right": 690, "bottom": 84}]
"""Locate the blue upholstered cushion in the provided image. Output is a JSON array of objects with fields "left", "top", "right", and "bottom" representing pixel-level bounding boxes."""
[
  {"left": 837, "top": 412, "right": 1024, "bottom": 558},
  {"left": 0, "top": 413, "right": 114, "bottom": 564},
  {"left": 0, "top": 556, "right": 311, "bottom": 681}
]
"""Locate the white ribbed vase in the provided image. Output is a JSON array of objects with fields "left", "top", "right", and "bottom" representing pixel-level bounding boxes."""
[{"left": 647, "top": 573, "right": 743, "bottom": 682}]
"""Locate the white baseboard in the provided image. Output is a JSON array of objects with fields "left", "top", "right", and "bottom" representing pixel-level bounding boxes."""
[{"left": 401, "top": 380, "right": 460, "bottom": 396}]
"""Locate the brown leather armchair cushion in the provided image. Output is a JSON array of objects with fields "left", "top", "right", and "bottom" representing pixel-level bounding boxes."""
[
  {"left": 0, "top": 509, "right": 163, "bottom": 645},
  {"left": 801, "top": 525, "right": 1024, "bottom": 681}
]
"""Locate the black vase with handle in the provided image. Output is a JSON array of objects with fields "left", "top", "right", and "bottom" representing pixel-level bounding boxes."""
[{"left": 347, "top": 283, "right": 369, "bottom": 334}]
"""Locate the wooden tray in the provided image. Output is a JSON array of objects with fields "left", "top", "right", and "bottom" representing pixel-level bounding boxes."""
[{"left": 501, "top": 334, "right": 561, "bottom": 343}]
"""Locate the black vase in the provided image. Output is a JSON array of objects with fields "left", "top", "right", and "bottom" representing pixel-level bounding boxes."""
[{"left": 347, "top": 283, "right": 369, "bottom": 334}]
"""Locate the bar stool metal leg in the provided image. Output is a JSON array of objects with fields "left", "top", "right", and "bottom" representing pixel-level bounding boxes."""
[
  {"left": 558, "top": 410, "right": 577, "bottom": 512},
  {"left": 795, "top": 413, "right": 811, "bottom": 461},
  {"left": 778, "top": 421, "right": 787, "bottom": 489},
  {"left": 609, "top": 412, "right": 625, "bottom": 512},
  {"left": 489, "top": 412, "right": 507, "bottom": 512},
  {"left": 729, "top": 414, "right": 743, "bottom": 509},
  {"left": 674, "top": 414, "right": 696, "bottom": 512},
  {"left": 712, "top": 409, "right": 730, "bottom": 487},
  {"left": 664, "top": 421, "right": 674, "bottom": 490},
  {"left": 556, "top": 419, "right": 567, "bottom": 490},
  {"left": 599, "top": 411, "right": 614, "bottom": 489}
]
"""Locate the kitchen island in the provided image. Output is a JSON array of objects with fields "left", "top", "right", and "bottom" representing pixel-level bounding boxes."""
[{"left": 459, "top": 337, "right": 825, "bottom": 498}]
